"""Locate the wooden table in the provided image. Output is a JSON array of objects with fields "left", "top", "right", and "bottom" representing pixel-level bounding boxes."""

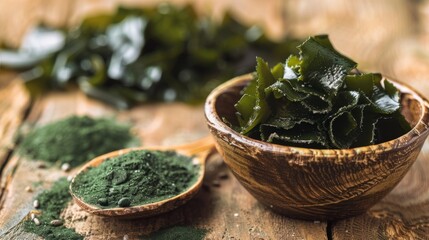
[{"left": 2, "top": 0, "right": 429, "bottom": 239}]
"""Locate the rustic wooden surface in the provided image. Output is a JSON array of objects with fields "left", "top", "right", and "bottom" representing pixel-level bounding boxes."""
[{"left": 1, "top": 0, "right": 429, "bottom": 239}]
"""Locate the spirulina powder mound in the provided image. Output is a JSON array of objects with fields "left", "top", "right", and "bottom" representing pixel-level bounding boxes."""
[
  {"left": 72, "top": 150, "right": 199, "bottom": 208},
  {"left": 19, "top": 116, "right": 135, "bottom": 167},
  {"left": 23, "top": 178, "right": 83, "bottom": 240}
]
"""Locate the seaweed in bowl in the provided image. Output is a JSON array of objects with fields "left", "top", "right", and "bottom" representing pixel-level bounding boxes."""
[{"left": 231, "top": 35, "right": 411, "bottom": 149}]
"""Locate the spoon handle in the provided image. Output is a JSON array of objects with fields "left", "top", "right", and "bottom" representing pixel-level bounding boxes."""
[{"left": 174, "top": 136, "right": 216, "bottom": 163}]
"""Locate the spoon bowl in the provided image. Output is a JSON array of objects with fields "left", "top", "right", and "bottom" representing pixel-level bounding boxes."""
[{"left": 70, "top": 136, "right": 214, "bottom": 218}]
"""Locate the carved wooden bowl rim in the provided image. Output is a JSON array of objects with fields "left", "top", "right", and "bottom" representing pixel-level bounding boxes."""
[{"left": 205, "top": 74, "right": 429, "bottom": 162}]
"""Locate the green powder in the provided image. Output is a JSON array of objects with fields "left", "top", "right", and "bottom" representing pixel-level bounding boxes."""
[
  {"left": 72, "top": 150, "right": 199, "bottom": 208},
  {"left": 143, "top": 226, "right": 208, "bottom": 240},
  {"left": 23, "top": 178, "right": 83, "bottom": 240},
  {"left": 19, "top": 115, "right": 136, "bottom": 167}
]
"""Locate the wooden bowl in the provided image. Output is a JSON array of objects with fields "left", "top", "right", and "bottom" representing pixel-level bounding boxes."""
[{"left": 204, "top": 74, "right": 429, "bottom": 220}]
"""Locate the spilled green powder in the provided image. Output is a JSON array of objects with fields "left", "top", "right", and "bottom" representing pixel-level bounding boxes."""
[
  {"left": 143, "top": 226, "right": 208, "bottom": 240},
  {"left": 23, "top": 178, "right": 83, "bottom": 240},
  {"left": 72, "top": 150, "right": 199, "bottom": 208},
  {"left": 19, "top": 115, "right": 136, "bottom": 167}
]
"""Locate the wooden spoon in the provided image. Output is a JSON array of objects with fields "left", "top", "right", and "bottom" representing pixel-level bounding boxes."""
[{"left": 69, "top": 136, "right": 215, "bottom": 219}]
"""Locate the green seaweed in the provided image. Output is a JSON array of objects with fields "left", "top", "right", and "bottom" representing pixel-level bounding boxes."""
[
  {"left": 1, "top": 4, "right": 301, "bottom": 108},
  {"left": 233, "top": 35, "right": 411, "bottom": 149}
]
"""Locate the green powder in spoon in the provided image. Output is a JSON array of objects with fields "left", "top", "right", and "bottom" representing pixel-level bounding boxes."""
[{"left": 72, "top": 150, "right": 199, "bottom": 208}]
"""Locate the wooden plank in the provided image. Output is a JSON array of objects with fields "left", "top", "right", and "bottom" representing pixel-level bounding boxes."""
[
  {"left": 0, "top": 71, "right": 26, "bottom": 161},
  {"left": 0, "top": 72, "right": 31, "bottom": 238},
  {"left": 0, "top": 88, "right": 327, "bottom": 239},
  {"left": 0, "top": 72, "right": 30, "bottom": 196}
]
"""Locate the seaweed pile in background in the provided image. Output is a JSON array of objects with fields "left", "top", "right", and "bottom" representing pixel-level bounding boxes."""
[{"left": 0, "top": 4, "right": 300, "bottom": 108}]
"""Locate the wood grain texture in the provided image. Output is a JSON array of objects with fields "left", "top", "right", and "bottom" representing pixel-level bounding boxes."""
[
  {"left": 0, "top": 72, "right": 30, "bottom": 197},
  {"left": 0, "top": 71, "right": 29, "bottom": 162},
  {"left": 205, "top": 75, "right": 429, "bottom": 221},
  {"left": 0, "top": 72, "right": 31, "bottom": 238}
]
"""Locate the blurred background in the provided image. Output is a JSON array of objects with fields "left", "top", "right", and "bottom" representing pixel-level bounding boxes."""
[{"left": 1, "top": 0, "right": 429, "bottom": 97}]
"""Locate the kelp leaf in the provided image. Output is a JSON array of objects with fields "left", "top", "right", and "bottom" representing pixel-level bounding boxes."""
[
  {"left": 283, "top": 55, "right": 300, "bottom": 79},
  {"left": 351, "top": 104, "right": 367, "bottom": 129},
  {"left": 375, "top": 111, "right": 412, "bottom": 143},
  {"left": 255, "top": 56, "right": 276, "bottom": 91},
  {"left": 345, "top": 74, "right": 375, "bottom": 96},
  {"left": 394, "top": 110, "right": 412, "bottom": 133},
  {"left": 235, "top": 76, "right": 257, "bottom": 125},
  {"left": 286, "top": 55, "right": 301, "bottom": 69},
  {"left": 352, "top": 113, "right": 378, "bottom": 147},
  {"left": 261, "top": 117, "right": 316, "bottom": 132},
  {"left": 265, "top": 81, "right": 308, "bottom": 101},
  {"left": 271, "top": 63, "right": 284, "bottom": 79},
  {"left": 383, "top": 80, "right": 400, "bottom": 102},
  {"left": 272, "top": 100, "right": 315, "bottom": 120},
  {"left": 331, "top": 91, "right": 360, "bottom": 114},
  {"left": 329, "top": 111, "right": 358, "bottom": 148},
  {"left": 352, "top": 75, "right": 400, "bottom": 115},
  {"left": 371, "top": 84, "right": 400, "bottom": 114},
  {"left": 286, "top": 78, "right": 326, "bottom": 98},
  {"left": 263, "top": 129, "right": 328, "bottom": 148},
  {"left": 282, "top": 78, "right": 332, "bottom": 114},
  {"left": 235, "top": 94, "right": 257, "bottom": 126},
  {"left": 235, "top": 57, "right": 275, "bottom": 134},
  {"left": 298, "top": 35, "right": 357, "bottom": 96},
  {"left": 301, "top": 95, "right": 332, "bottom": 114}
]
